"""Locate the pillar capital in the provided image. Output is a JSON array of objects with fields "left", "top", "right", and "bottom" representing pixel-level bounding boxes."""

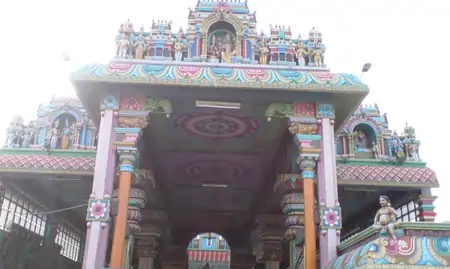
[
  {"left": 298, "top": 158, "right": 317, "bottom": 180},
  {"left": 298, "top": 158, "right": 316, "bottom": 170},
  {"left": 315, "top": 103, "right": 335, "bottom": 119},
  {"left": 117, "top": 147, "right": 139, "bottom": 172},
  {"left": 100, "top": 94, "right": 119, "bottom": 111},
  {"left": 114, "top": 124, "right": 145, "bottom": 148}
]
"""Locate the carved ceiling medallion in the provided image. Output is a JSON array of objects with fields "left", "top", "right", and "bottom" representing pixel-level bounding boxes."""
[{"left": 176, "top": 111, "right": 258, "bottom": 139}]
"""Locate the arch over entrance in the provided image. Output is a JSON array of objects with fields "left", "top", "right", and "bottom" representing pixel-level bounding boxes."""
[{"left": 187, "top": 232, "right": 231, "bottom": 269}]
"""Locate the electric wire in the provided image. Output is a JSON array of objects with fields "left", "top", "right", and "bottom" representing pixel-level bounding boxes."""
[{"left": 31, "top": 204, "right": 88, "bottom": 215}]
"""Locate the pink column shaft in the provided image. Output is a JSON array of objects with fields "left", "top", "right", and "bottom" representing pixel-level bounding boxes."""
[
  {"left": 82, "top": 110, "right": 116, "bottom": 269},
  {"left": 318, "top": 118, "right": 339, "bottom": 269}
]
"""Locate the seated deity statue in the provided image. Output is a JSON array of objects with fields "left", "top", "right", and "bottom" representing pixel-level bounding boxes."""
[
  {"left": 373, "top": 195, "right": 400, "bottom": 240},
  {"left": 208, "top": 36, "right": 220, "bottom": 62}
]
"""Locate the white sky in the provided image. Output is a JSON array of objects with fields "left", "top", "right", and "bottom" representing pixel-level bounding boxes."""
[{"left": 1, "top": 0, "right": 449, "bottom": 221}]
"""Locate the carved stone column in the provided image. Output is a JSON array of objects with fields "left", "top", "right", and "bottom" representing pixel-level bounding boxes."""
[
  {"left": 83, "top": 95, "right": 118, "bottom": 269},
  {"left": 275, "top": 175, "right": 304, "bottom": 269},
  {"left": 316, "top": 105, "right": 342, "bottom": 269},
  {"left": 299, "top": 158, "right": 318, "bottom": 269},
  {"left": 136, "top": 236, "right": 160, "bottom": 269},
  {"left": 110, "top": 148, "right": 139, "bottom": 268},
  {"left": 257, "top": 214, "right": 284, "bottom": 269},
  {"left": 108, "top": 94, "right": 171, "bottom": 268},
  {"left": 112, "top": 169, "right": 155, "bottom": 268},
  {"left": 136, "top": 219, "right": 165, "bottom": 269},
  {"left": 417, "top": 192, "right": 438, "bottom": 222}
]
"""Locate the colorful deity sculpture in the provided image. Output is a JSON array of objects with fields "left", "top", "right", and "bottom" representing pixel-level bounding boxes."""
[
  {"left": 311, "top": 44, "right": 324, "bottom": 67},
  {"left": 60, "top": 118, "right": 71, "bottom": 150},
  {"left": 20, "top": 128, "right": 32, "bottom": 148},
  {"left": 409, "top": 144, "right": 419, "bottom": 161},
  {"left": 117, "top": 34, "right": 130, "bottom": 59},
  {"left": 49, "top": 119, "right": 60, "bottom": 149},
  {"left": 221, "top": 33, "right": 235, "bottom": 63},
  {"left": 373, "top": 195, "right": 400, "bottom": 240},
  {"left": 294, "top": 40, "right": 308, "bottom": 66},
  {"left": 259, "top": 39, "right": 269, "bottom": 64},
  {"left": 208, "top": 35, "right": 220, "bottom": 62},
  {"left": 5, "top": 116, "right": 25, "bottom": 148},
  {"left": 134, "top": 29, "right": 146, "bottom": 60},
  {"left": 174, "top": 34, "right": 184, "bottom": 62},
  {"left": 372, "top": 141, "right": 379, "bottom": 159}
]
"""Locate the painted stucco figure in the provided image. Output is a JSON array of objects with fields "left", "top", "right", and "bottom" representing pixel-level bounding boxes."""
[
  {"left": 134, "top": 31, "right": 146, "bottom": 60},
  {"left": 117, "top": 34, "right": 130, "bottom": 59},
  {"left": 221, "top": 33, "right": 235, "bottom": 63},
  {"left": 372, "top": 141, "right": 379, "bottom": 159},
  {"left": 259, "top": 39, "right": 268, "bottom": 64},
  {"left": 21, "top": 128, "right": 31, "bottom": 148},
  {"left": 60, "top": 118, "right": 71, "bottom": 150},
  {"left": 294, "top": 41, "right": 308, "bottom": 66},
  {"left": 174, "top": 35, "right": 184, "bottom": 62},
  {"left": 311, "top": 45, "right": 324, "bottom": 67},
  {"left": 208, "top": 35, "right": 220, "bottom": 62},
  {"left": 373, "top": 195, "right": 400, "bottom": 240},
  {"left": 49, "top": 119, "right": 60, "bottom": 149}
]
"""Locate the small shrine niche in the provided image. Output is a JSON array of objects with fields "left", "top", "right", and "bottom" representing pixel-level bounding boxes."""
[
  {"left": 353, "top": 123, "right": 376, "bottom": 158},
  {"left": 47, "top": 113, "right": 77, "bottom": 150},
  {"left": 207, "top": 21, "right": 238, "bottom": 63},
  {"left": 337, "top": 104, "right": 422, "bottom": 162},
  {"left": 3, "top": 97, "right": 97, "bottom": 150}
]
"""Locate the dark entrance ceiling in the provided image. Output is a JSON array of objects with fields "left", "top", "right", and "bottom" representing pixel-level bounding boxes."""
[{"left": 141, "top": 93, "right": 289, "bottom": 239}]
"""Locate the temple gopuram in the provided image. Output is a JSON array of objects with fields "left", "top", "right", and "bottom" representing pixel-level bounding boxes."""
[{"left": 0, "top": 1, "right": 448, "bottom": 269}]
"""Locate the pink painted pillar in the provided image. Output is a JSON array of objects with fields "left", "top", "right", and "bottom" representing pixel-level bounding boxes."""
[
  {"left": 82, "top": 96, "right": 118, "bottom": 269},
  {"left": 317, "top": 118, "right": 340, "bottom": 269}
]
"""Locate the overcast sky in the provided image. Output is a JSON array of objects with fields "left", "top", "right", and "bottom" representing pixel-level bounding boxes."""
[{"left": 1, "top": 0, "right": 449, "bottom": 221}]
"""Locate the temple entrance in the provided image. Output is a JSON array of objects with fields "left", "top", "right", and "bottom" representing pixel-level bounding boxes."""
[{"left": 187, "top": 232, "right": 230, "bottom": 269}]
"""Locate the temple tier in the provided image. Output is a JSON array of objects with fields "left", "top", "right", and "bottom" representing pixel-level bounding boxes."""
[{"left": 0, "top": 1, "right": 445, "bottom": 269}]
